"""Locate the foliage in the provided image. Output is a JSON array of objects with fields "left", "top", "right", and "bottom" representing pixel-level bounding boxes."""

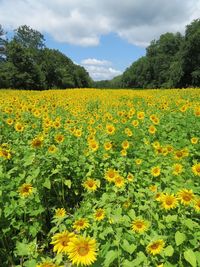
[
  {"left": 0, "top": 25, "right": 91, "bottom": 90},
  {"left": 0, "top": 88, "right": 200, "bottom": 266}
]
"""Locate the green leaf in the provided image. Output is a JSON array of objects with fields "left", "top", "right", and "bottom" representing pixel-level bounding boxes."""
[
  {"left": 165, "top": 215, "right": 177, "bottom": 223},
  {"left": 104, "top": 250, "right": 118, "bottom": 267},
  {"left": 24, "top": 259, "right": 37, "bottom": 267},
  {"left": 184, "top": 219, "right": 195, "bottom": 230},
  {"left": 15, "top": 241, "right": 30, "bottom": 256},
  {"left": 64, "top": 179, "right": 72, "bottom": 188},
  {"left": 121, "top": 240, "right": 136, "bottom": 254},
  {"left": 128, "top": 209, "right": 135, "bottom": 219},
  {"left": 184, "top": 249, "right": 196, "bottom": 267},
  {"left": 164, "top": 245, "right": 174, "bottom": 257},
  {"left": 175, "top": 231, "right": 186, "bottom": 246},
  {"left": 43, "top": 178, "right": 51, "bottom": 189}
]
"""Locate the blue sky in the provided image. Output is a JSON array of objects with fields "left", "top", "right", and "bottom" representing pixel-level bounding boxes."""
[{"left": 0, "top": 0, "right": 199, "bottom": 80}]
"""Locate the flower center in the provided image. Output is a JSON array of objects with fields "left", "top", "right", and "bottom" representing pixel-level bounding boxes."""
[{"left": 78, "top": 244, "right": 89, "bottom": 256}]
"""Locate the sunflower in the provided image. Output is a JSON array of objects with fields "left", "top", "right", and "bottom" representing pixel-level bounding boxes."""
[
  {"left": 131, "top": 218, "right": 149, "bottom": 233},
  {"left": 137, "top": 111, "right": 145, "bottom": 120},
  {"left": 192, "top": 163, "right": 200, "bottom": 176},
  {"left": 114, "top": 175, "right": 125, "bottom": 188},
  {"left": 121, "top": 149, "right": 127, "bottom": 156},
  {"left": 127, "top": 173, "right": 134, "bottom": 182},
  {"left": 19, "top": 183, "right": 33, "bottom": 197},
  {"left": 6, "top": 118, "right": 14, "bottom": 125},
  {"left": 106, "top": 124, "right": 115, "bottom": 135},
  {"left": 194, "top": 198, "right": 200, "bottom": 212},
  {"left": 191, "top": 137, "right": 198, "bottom": 144},
  {"left": 172, "top": 163, "right": 183, "bottom": 175},
  {"left": 146, "top": 239, "right": 165, "bottom": 255},
  {"left": 161, "top": 193, "right": 178, "bottom": 210},
  {"left": 88, "top": 140, "right": 99, "bottom": 152},
  {"left": 51, "top": 231, "right": 75, "bottom": 254},
  {"left": 104, "top": 141, "right": 112, "bottom": 151},
  {"left": 54, "top": 208, "right": 66, "bottom": 218},
  {"left": 149, "top": 185, "right": 157, "bottom": 192},
  {"left": 48, "top": 145, "right": 58, "bottom": 153},
  {"left": 151, "top": 166, "right": 161, "bottom": 177},
  {"left": 55, "top": 134, "right": 65, "bottom": 143},
  {"left": 135, "top": 159, "right": 142, "bottom": 165},
  {"left": 148, "top": 125, "right": 157, "bottom": 134},
  {"left": 83, "top": 179, "right": 99, "bottom": 192},
  {"left": 177, "top": 189, "right": 194, "bottom": 205},
  {"left": 73, "top": 218, "right": 90, "bottom": 231},
  {"left": 31, "top": 136, "right": 43, "bottom": 148},
  {"left": 132, "top": 120, "right": 139, "bottom": 127},
  {"left": 67, "top": 236, "right": 97, "bottom": 266},
  {"left": 121, "top": 140, "right": 130, "bottom": 149},
  {"left": 104, "top": 168, "right": 119, "bottom": 182},
  {"left": 94, "top": 208, "right": 105, "bottom": 221},
  {"left": 15, "top": 122, "right": 24, "bottom": 132}
]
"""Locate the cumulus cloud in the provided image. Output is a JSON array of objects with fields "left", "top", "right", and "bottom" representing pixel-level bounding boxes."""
[
  {"left": 0, "top": 0, "right": 199, "bottom": 46},
  {"left": 81, "top": 58, "right": 122, "bottom": 80}
]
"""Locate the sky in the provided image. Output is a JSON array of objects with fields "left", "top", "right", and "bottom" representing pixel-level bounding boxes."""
[{"left": 0, "top": 0, "right": 200, "bottom": 80}]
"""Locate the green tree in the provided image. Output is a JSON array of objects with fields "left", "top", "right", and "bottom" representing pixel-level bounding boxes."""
[{"left": 14, "top": 25, "right": 45, "bottom": 49}]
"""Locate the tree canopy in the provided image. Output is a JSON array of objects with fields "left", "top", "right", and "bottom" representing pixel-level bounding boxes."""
[{"left": 0, "top": 25, "right": 91, "bottom": 89}]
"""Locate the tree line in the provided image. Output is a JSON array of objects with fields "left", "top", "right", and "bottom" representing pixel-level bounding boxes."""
[
  {"left": 0, "top": 25, "right": 92, "bottom": 89},
  {"left": 94, "top": 19, "right": 200, "bottom": 89}
]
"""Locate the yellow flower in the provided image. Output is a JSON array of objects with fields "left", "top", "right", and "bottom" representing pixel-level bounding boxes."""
[
  {"left": 106, "top": 124, "right": 115, "bottom": 135},
  {"left": 6, "top": 118, "right": 14, "bottom": 125},
  {"left": 131, "top": 218, "right": 149, "bottom": 233},
  {"left": 55, "top": 134, "right": 65, "bottom": 143},
  {"left": 104, "top": 141, "right": 112, "bottom": 151},
  {"left": 191, "top": 137, "right": 198, "bottom": 144},
  {"left": 148, "top": 125, "right": 157, "bottom": 134},
  {"left": 83, "top": 179, "right": 99, "bottom": 192},
  {"left": 132, "top": 120, "right": 139, "bottom": 128},
  {"left": 127, "top": 173, "right": 134, "bottom": 182},
  {"left": 19, "top": 183, "right": 33, "bottom": 197},
  {"left": 31, "top": 136, "right": 43, "bottom": 148},
  {"left": 114, "top": 175, "right": 125, "bottom": 188},
  {"left": 194, "top": 198, "right": 200, "bottom": 212},
  {"left": 67, "top": 236, "right": 97, "bottom": 266},
  {"left": 88, "top": 140, "right": 99, "bottom": 152},
  {"left": 54, "top": 208, "right": 66, "bottom": 218},
  {"left": 177, "top": 189, "right": 194, "bottom": 205},
  {"left": 146, "top": 239, "right": 165, "bottom": 255},
  {"left": 137, "top": 111, "right": 145, "bottom": 120},
  {"left": 151, "top": 166, "right": 161, "bottom": 177},
  {"left": 73, "top": 218, "right": 90, "bottom": 231},
  {"left": 149, "top": 185, "right": 157, "bottom": 192},
  {"left": 104, "top": 168, "right": 119, "bottom": 182},
  {"left": 48, "top": 145, "right": 58, "bottom": 153},
  {"left": 121, "top": 149, "right": 127, "bottom": 156},
  {"left": 161, "top": 193, "right": 178, "bottom": 210},
  {"left": 94, "top": 209, "right": 105, "bottom": 221},
  {"left": 121, "top": 140, "right": 130, "bottom": 149},
  {"left": 172, "top": 163, "right": 183, "bottom": 175},
  {"left": 135, "top": 159, "right": 142, "bottom": 165},
  {"left": 192, "top": 163, "right": 200, "bottom": 176},
  {"left": 51, "top": 231, "right": 75, "bottom": 254},
  {"left": 15, "top": 122, "right": 24, "bottom": 132}
]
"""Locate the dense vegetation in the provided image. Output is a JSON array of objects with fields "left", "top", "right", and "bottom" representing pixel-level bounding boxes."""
[
  {"left": 0, "top": 25, "right": 92, "bottom": 89},
  {"left": 94, "top": 19, "right": 200, "bottom": 89},
  {"left": 0, "top": 89, "right": 200, "bottom": 266}
]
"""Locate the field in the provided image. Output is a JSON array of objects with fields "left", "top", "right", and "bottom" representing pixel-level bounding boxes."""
[{"left": 0, "top": 89, "right": 200, "bottom": 267}]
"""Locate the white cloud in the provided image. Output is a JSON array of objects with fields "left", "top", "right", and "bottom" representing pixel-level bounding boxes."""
[
  {"left": 81, "top": 58, "right": 111, "bottom": 66},
  {"left": 0, "top": 0, "right": 199, "bottom": 47},
  {"left": 81, "top": 58, "right": 122, "bottom": 80}
]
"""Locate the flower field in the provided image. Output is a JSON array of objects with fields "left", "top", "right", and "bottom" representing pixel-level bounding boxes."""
[{"left": 0, "top": 88, "right": 200, "bottom": 267}]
